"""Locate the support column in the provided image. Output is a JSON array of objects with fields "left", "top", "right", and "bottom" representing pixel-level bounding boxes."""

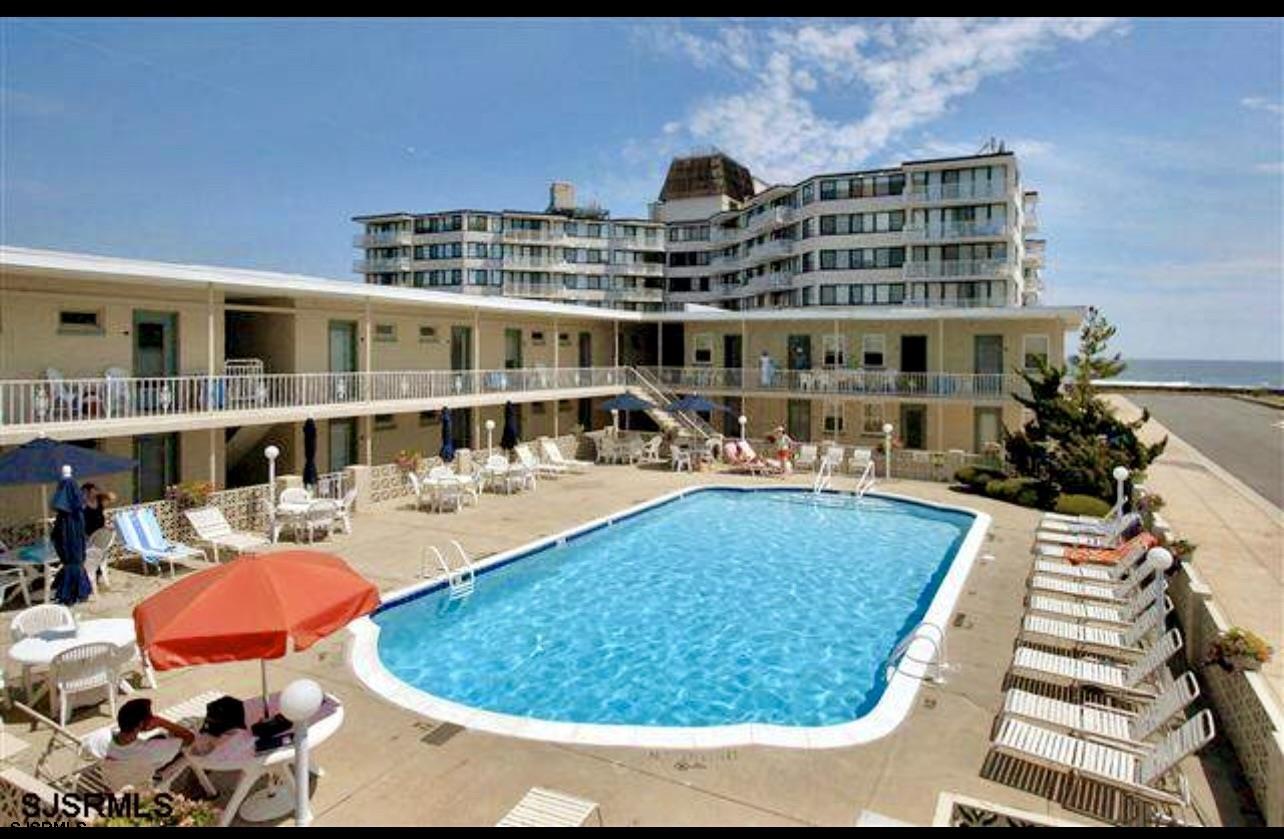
[
  {"left": 208, "top": 284, "right": 218, "bottom": 483},
  {"left": 472, "top": 309, "right": 481, "bottom": 448},
  {"left": 657, "top": 321, "right": 664, "bottom": 371},
  {"left": 613, "top": 321, "right": 619, "bottom": 367},
  {"left": 363, "top": 298, "right": 374, "bottom": 465},
  {"left": 937, "top": 318, "right": 946, "bottom": 450},
  {"left": 552, "top": 317, "right": 559, "bottom": 438}
]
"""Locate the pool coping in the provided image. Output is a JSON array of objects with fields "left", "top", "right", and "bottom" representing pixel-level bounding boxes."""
[{"left": 346, "top": 483, "right": 991, "bottom": 750}]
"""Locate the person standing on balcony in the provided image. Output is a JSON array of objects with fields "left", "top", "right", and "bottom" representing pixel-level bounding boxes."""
[{"left": 759, "top": 350, "right": 775, "bottom": 387}]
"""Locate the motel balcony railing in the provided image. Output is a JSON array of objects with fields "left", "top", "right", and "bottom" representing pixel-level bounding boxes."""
[
  {"left": 643, "top": 366, "right": 1025, "bottom": 400},
  {"left": 0, "top": 367, "right": 631, "bottom": 433},
  {"left": 354, "top": 230, "right": 413, "bottom": 247},
  {"left": 907, "top": 180, "right": 1008, "bottom": 202},
  {"left": 903, "top": 259, "right": 1011, "bottom": 280},
  {"left": 354, "top": 257, "right": 412, "bottom": 273}
]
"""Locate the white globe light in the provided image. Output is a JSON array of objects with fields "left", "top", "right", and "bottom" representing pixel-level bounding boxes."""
[
  {"left": 279, "top": 678, "right": 324, "bottom": 723},
  {"left": 882, "top": 423, "right": 894, "bottom": 435},
  {"left": 1112, "top": 466, "right": 1130, "bottom": 482},
  {"left": 1146, "top": 546, "right": 1174, "bottom": 573},
  {"left": 485, "top": 419, "right": 496, "bottom": 431},
  {"left": 264, "top": 445, "right": 280, "bottom": 460},
  {"left": 738, "top": 415, "right": 747, "bottom": 425}
]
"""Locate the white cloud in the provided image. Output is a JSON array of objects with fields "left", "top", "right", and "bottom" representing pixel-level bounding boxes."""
[
  {"left": 640, "top": 18, "right": 1121, "bottom": 182},
  {"left": 1242, "top": 96, "right": 1284, "bottom": 116},
  {"left": 1257, "top": 161, "right": 1284, "bottom": 175}
]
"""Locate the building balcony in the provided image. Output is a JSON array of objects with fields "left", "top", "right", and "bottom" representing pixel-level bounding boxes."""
[
  {"left": 1023, "top": 239, "right": 1046, "bottom": 267},
  {"left": 742, "top": 238, "right": 794, "bottom": 262},
  {"left": 503, "top": 254, "right": 565, "bottom": 269},
  {"left": 614, "top": 262, "right": 665, "bottom": 277},
  {"left": 746, "top": 205, "right": 795, "bottom": 231},
  {"left": 0, "top": 367, "right": 633, "bottom": 443},
  {"left": 907, "top": 181, "right": 1008, "bottom": 203},
  {"left": 903, "top": 259, "right": 1011, "bottom": 280},
  {"left": 503, "top": 228, "right": 567, "bottom": 243},
  {"left": 611, "top": 234, "right": 664, "bottom": 251},
  {"left": 903, "top": 219, "right": 1009, "bottom": 241},
  {"left": 605, "top": 287, "right": 664, "bottom": 302},
  {"left": 354, "top": 257, "right": 411, "bottom": 273},
  {"left": 645, "top": 366, "right": 1025, "bottom": 401},
  {"left": 354, "top": 231, "right": 413, "bottom": 247}
]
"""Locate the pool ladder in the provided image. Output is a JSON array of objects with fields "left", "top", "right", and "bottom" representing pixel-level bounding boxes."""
[
  {"left": 812, "top": 458, "right": 834, "bottom": 493},
  {"left": 422, "top": 540, "right": 476, "bottom": 601},
  {"left": 885, "top": 621, "right": 949, "bottom": 684},
  {"left": 853, "top": 460, "right": 876, "bottom": 499}
]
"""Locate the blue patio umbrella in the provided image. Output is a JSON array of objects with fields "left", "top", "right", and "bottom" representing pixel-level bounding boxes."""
[
  {"left": 500, "top": 401, "right": 519, "bottom": 451},
  {"left": 0, "top": 435, "right": 135, "bottom": 545},
  {"left": 302, "top": 418, "right": 319, "bottom": 489},
  {"left": 439, "top": 408, "right": 456, "bottom": 463},
  {"left": 49, "top": 474, "right": 92, "bottom": 605},
  {"left": 665, "top": 394, "right": 732, "bottom": 414},
  {"left": 598, "top": 393, "right": 654, "bottom": 413}
]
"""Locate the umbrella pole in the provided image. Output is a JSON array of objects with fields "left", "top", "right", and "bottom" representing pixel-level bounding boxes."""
[
  {"left": 40, "top": 484, "right": 49, "bottom": 543},
  {"left": 261, "top": 659, "right": 270, "bottom": 712}
]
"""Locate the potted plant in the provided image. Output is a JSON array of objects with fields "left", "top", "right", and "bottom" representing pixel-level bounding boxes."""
[
  {"left": 166, "top": 480, "right": 214, "bottom": 510},
  {"left": 96, "top": 791, "right": 220, "bottom": 827},
  {"left": 394, "top": 449, "right": 423, "bottom": 474},
  {"left": 1167, "top": 538, "right": 1197, "bottom": 563},
  {"left": 1205, "top": 627, "right": 1273, "bottom": 673}
]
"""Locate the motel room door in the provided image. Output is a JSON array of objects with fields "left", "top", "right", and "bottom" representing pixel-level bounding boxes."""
[
  {"left": 900, "top": 404, "right": 928, "bottom": 450},
  {"left": 329, "top": 320, "right": 358, "bottom": 401},
  {"left": 974, "top": 334, "right": 1005, "bottom": 398},
  {"left": 787, "top": 334, "right": 812, "bottom": 371},
  {"left": 724, "top": 334, "right": 743, "bottom": 386}
]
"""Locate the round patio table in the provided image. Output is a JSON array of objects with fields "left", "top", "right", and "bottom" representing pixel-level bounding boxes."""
[
  {"left": 186, "top": 691, "right": 344, "bottom": 827},
  {"left": 5, "top": 617, "right": 139, "bottom": 710}
]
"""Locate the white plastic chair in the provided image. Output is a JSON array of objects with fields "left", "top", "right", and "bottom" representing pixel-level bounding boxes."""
[
  {"left": 426, "top": 467, "right": 463, "bottom": 513},
  {"left": 337, "top": 488, "right": 358, "bottom": 533},
  {"left": 795, "top": 444, "right": 819, "bottom": 472},
  {"left": 1, "top": 567, "right": 32, "bottom": 608},
  {"left": 84, "top": 527, "right": 116, "bottom": 593},
  {"left": 279, "top": 487, "right": 312, "bottom": 507},
  {"left": 49, "top": 642, "right": 119, "bottom": 726},
  {"left": 11, "top": 604, "right": 77, "bottom": 641},
  {"left": 304, "top": 500, "right": 339, "bottom": 542}
]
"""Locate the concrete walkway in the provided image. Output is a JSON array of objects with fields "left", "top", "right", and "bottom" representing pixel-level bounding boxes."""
[{"left": 1110, "top": 395, "right": 1284, "bottom": 704}]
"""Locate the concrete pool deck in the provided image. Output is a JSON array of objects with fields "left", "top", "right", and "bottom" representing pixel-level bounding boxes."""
[{"left": 0, "top": 464, "right": 1249, "bottom": 826}]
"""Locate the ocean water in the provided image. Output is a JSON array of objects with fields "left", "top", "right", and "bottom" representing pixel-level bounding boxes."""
[
  {"left": 1107, "top": 358, "right": 1283, "bottom": 389},
  {"left": 375, "top": 489, "right": 972, "bottom": 729}
]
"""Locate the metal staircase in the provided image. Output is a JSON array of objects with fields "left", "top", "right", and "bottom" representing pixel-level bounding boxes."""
[
  {"left": 884, "top": 621, "right": 948, "bottom": 684},
  {"left": 628, "top": 367, "right": 719, "bottom": 440}
]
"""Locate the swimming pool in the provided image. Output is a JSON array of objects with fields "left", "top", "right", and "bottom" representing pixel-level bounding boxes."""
[{"left": 349, "top": 486, "right": 989, "bottom": 749}]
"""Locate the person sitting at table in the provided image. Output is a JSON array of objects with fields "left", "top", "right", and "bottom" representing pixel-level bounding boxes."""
[
  {"left": 80, "top": 482, "right": 116, "bottom": 536},
  {"left": 102, "top": 697, "right": 196, "bottom": 783}
]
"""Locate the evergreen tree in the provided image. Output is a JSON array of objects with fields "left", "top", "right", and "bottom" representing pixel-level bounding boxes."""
[{"left": 1004, "top": 308, "right": 1166, "bottom": 501}]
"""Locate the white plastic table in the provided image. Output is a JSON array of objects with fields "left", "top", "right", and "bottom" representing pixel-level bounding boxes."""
[
  {"left": 5, "top": 618, "right": 139, "bottom": 708},
  {"left": 186, "top": 692, "right": 344, "bottom": 827}
]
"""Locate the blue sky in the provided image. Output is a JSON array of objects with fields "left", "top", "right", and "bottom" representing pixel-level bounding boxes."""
[{"left": 2, "top": 17, "right": 1281, "bottom": 361}]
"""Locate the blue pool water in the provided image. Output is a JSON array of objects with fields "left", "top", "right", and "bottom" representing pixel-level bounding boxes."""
[{"left": 374, "top": 489, "right": 973, "bottom": 729}]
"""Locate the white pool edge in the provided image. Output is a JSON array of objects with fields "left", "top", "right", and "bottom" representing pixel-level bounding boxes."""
[{"left": 347, "top": 484, "right": 991, "bottom": 750}]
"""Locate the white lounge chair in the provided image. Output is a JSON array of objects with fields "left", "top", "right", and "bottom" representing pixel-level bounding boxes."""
[
  {"left": 1040, "top": 510, "right": 1136, "bottom": 537},
  {"left": 539, "top": 438, "right": 591, "bottom": 472},
  {"left": 1031, "top": 540, "right": 1153, "bottom": 582},
  {"left": 114, "top": 507, "right": 205, "bottom": 576},
  {"left": 184, "top": 507, "right": 270, "bottom": 563},
  {"left": 1008, "top": 628, "right": 1183, "bottom": 699},
  {"left": 497, "top": 787, "right": 602, "bottom": 827},
  {"left": 1036, "top": 513, "right": 1142, "bottom": 548},
  {"left": 822, "top": 444, "right": 845, "bottom": 472},
  {"left": 1027, "top": 574, "right": 1167, "bottom": 627},
  {"left": 516, "top": 443, "right": 565, "bottom": 479},
  {"left": 847, "top": 447, "right": 874, "bottom": 475},
  {"left": 1001, "top": 671, "right": 1201, "bottom": 747},
  {"left": 990, "top": 710, "right": 1214, "bottom": 818},
  {"left": 1041, "top": 500, "right": 1124, "bottom": 528},
  {"left": 49, "top": 642, "right": 118, "bottom": 726},
  {"left": 1018, "top": 597, "right": 1172, "bottom": 660},
  {"left": 795, "top": 444, "right": 819, "bottom": 472}
]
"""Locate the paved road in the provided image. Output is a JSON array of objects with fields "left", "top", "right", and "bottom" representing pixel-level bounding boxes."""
[{"left": 1124, "top": 393, "right": 1284, "bottom": 509}]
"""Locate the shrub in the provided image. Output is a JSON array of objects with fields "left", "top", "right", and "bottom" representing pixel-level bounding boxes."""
[
  {"left": 1205, "top": 628, "right": 1274, "bottom": 673},
  {"left": 954, "top": 465, "right": 1006, "bottom": 490},
  {"left": 1053, "top": 494, "right": 1113, "bottom": 518},
  {"left": 984, "top": 477, "right": 1043, "bottom": 509},
  {"left": 97, "top": 792, "right": 220, "bottom": 827}
]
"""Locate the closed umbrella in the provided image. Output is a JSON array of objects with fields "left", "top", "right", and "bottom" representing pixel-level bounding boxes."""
[
  {"left": 302, "top": 418, "right": 318, "bottom": 490},
  {"left": 500, "top": 401, "right": 519, "bottom": 451},
  {"left": 49, "top": 472, "right": 92, "bottom": 605},
  {"left": 439, "top": 408, "right": 456, "bottom": 463}
]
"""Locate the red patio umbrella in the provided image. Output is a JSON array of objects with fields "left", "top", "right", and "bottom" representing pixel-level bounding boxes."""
[{"left": 133, "top": 550, "right": 380, "bottom": 703}]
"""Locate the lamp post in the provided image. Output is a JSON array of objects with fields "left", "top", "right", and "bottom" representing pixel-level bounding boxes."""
[
  {"left": 264, "top": 445, "right": 280, "bottom": 543},
  {"left": 485, "top": 419, "right": 496, "bottom": 458},
  {"left": 280, "top": 678, "right": 325, "bottom": 827},
  {"left": 738, "top": 414, "right": 748, "bottom": 443},
  {"left": 1112, "top": 465, "right": 1130, "bottom": 514},
  {"left": 882, "top": 423, "right": 894, "bottom": 479},
  {"left": 1146, "top": 546, "right": 1174, "bottom": 576}
]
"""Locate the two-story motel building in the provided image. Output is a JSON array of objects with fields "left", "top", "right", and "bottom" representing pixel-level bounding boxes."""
[{"left": 0, "top": 246, "right": 1081, "bottom": 520}]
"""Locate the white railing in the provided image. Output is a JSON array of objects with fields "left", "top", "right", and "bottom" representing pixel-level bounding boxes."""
[
  {"left": 314, "top": 470, "right": 347, "bottom": 499},
  {"left": 0, "top": 367, "right": 631, "bottom": 429},
  {"left": 903, "top": 259, "right": 1010, "bottom": 279},
  {"left": 643, "top": 367, "right": 1023, "bottom": 399},
  {"left": 354, "top": 231, "right": 412, "bottom": 247},
  {"left": 354, "top": 258, "right": 411, "bottom": 273}
]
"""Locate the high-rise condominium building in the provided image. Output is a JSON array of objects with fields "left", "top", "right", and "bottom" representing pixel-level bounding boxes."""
[{"left": 354, "top": 148, "right": 1045, "bottom": 313}]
